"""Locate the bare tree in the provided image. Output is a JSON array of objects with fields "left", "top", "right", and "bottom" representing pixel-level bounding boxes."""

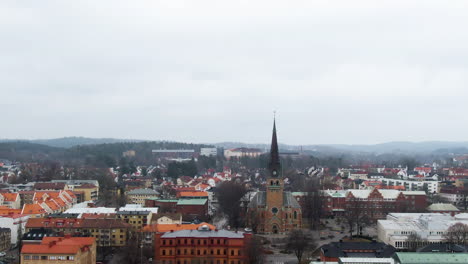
[
  {"left": 286, "top": 229, "right": 316, "bottom": 264},
  {"left": 430, "top": 194, "right": 450, "bottom": 204},
  {"left": 216, "top": 181, "right": 247, "bottom": 229},
  {"left": 344, "top": 198, "right": 371, "bottom": 237},
  {"left": 405, "top": 233, "right": 427, "bottom": 251},
  {"left": 444, "top": 222, "right": 468, "bottom": 245},
  {"left": 302, "top": 179, "right": 323, "bottom": 230},
  {"left": 245, "top": 235, "right": 265, "bottom": 264}
]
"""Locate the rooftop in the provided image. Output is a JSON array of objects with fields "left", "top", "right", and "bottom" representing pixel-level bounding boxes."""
[
  {"left": 427, "top": 203, "right": 460, "bottom": 212},
  {"left": 394, "top": 252, "right": 468, "bottom": 263},
  {"left": 177, "top": 199, "right": 207, "bottom": 205},
  {"left": 161, "top": 228, "right": 245, "bottom": 239},
  {"left": 21, "top": 236, "right": 95, "bottom": 254}
]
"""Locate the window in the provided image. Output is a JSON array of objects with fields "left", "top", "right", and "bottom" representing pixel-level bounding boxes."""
[
  {"left": 32, "top": 256, "right": 40, "bottom": 260},
  {"left": 162, "top": 250, "right": 166, "bottom": 256},
  {"left": 24, "top": 255, "right": 31, "bottom": 260},
  {"left": 68, "top": 256, "right": 74, "bottom": 260},
  {"left": 41, "top": 256, "right": 47, "bottom": 260}
]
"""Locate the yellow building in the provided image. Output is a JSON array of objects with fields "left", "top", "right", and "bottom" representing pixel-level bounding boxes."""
[
  {"left": 25, "top": 217, "right": 131, "bottom": 247},
  {"left": 21, "top": 236, "right": 96, "bottom": 264},
  {"left": 117, "top": 210, "right": 152, "bottom": 230},
  {"left": 73, "top": 184, "right": 99, "bottom": 201},
  {"left": 126, "top": 188, "right": 158, "bottom": 205}
]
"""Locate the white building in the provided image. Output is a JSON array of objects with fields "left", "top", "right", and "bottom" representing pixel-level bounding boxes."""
[
  {"left": 64, "top": 207, "right": 116, "bottom": 217},
  {"left": 378, "top": 213, "right": 468, "bottom": 249},
  {"left": 200, "top": 148, "right": 217, "bottom": 157},
  {"left": 379, "top": 178, "right": 439, "bottom": 193},
  {"left": 118, "top": 204, "right": 159, "bottom": 214},
  {"left": 223, "top": 148, "right": 263, "bottom": 159},
  {"left": 0, "top": 214, "right": 30, "bottom": 246}
]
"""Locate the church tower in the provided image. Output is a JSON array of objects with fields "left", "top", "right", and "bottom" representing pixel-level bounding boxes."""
[
  {"left": 266, "top": 119, "right": 284, "bottom": 212},
  {"left": 247, "top": 117, "right": 302, "bottom": 234}
]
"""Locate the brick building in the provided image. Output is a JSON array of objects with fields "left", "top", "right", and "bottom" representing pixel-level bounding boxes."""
[
  {"left": 321, "top": 189, "right": 427, "bottom": 220},
  {"left": 154, "top": 225, "right": 252, "bottom": 264},
  {"left": 247, "top": 120, "right": 302, "bottom": 234}
]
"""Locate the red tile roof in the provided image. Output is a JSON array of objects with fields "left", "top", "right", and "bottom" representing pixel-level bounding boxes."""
[
  {"left": 142, "top": 222, "right": 215, "bottom": 233},
  {"left": 1, "top": 193, "right": 18, "bottom": 202},
  {"left": 21, "top": 236, "right": 95, "bottom": 254}
]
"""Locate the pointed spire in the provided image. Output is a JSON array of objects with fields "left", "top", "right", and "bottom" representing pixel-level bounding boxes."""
[{"left": 269, "top": 116, "right": 281, "bottom": 172}]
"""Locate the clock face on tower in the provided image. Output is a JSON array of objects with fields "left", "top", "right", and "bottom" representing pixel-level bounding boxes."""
[{"left": 272, "top": 170, "right": 278, "bottom": 177}]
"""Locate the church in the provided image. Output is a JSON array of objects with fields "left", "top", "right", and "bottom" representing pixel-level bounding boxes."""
[{"left": 247, "top": 120, "right": 302, "bottom": 234}]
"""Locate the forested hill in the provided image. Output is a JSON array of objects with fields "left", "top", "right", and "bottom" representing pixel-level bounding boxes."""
[
  {"left": 0, "top": 137, "right": 144, "bottom": 148},
  {"left": 0, "top": 140, "right": 214, "bottom": 166}
]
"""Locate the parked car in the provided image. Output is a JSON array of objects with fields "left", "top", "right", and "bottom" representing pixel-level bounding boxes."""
[{"left": 0, "top": 252, "right": 6, "bottom": 257}]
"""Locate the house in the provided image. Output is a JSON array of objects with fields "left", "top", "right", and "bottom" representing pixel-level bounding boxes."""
[
  {"left": 21, "top": 236, "right": 96, "bottom": 264},
  {"left": 0, "top": 193, "right": 21, "bottom": 209}
]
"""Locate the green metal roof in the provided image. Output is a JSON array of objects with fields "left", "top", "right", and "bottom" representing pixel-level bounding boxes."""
[
  {"left": 395, "top": 253, "right": 468, "bottom": 264},
  {"left": 291, "top": 192, "right": 307, "bottom": 196},
  {"left": 156, "top": 199, "right": 179, "bottom": 203},
  {"left": 177, "top": 199, "right": 207, "bottom": 205}
]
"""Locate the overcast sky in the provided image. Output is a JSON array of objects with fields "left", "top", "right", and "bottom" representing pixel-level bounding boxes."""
[{"left": 1, "top": 0, "right": 468, "bottom": 145}]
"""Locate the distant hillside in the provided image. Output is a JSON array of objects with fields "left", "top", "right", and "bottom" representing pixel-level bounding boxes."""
[
  {"left": 0, "top": 141, "right": 65, "bottom": 162},
  {"left": 216, "top": 141, "right": 468, "bottom": 155},
  {"left": 0, "top": 140, "right": 214, "bottom": 165},
  {"left": 0, "top": 137, "right": 144, "bottom": 148}
]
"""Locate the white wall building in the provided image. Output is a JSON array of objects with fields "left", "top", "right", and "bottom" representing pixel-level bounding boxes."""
[
  {"left": 0, "top": 214, "right": 30, "bottom": 246},
  {"left": 379, "top": 178, "right": 439, "bottom": 193},
  {"left": 378, "top": 213, "right": 468, "bottom": 249},
  {"left": 200, "top": 148, "right": 217, "bottom": 157}
]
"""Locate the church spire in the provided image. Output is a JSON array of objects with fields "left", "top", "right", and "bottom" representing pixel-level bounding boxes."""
[{"left": 269, "top": 116, "right": 281, "bottom": 175}]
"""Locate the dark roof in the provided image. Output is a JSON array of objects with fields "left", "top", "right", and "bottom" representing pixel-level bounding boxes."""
[
  {"left": 248, "top": 191, "right": 301, "bottom": 209},
  {"left": 34, "top": 182, "right": 66, "bottom": 190},
  {"left": 116, "top": 211, "right": 151, "bottom": 215},
  {"left": 48, "top": 213, "right": 79, "bottom": 218},
  {"left": 22, "top": 228, "right": 57, "bottom": 241},
  {"left": 320, "top": 241, "right": 396, "bottom": 258},
  {"left": 268, "top": 119, "right": 281, "bottom": 171},
  {"left": 417, "top": 243, "right": 468, "bottom": 253}
]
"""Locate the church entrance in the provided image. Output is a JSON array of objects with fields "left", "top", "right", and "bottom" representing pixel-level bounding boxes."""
[{"left": 272, "top": 224, "right": 279, "bottom": 234}]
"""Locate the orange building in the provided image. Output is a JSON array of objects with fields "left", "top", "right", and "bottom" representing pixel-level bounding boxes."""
[
  {"left": 141, "top": 222, "right": 215, "bottom": 246},
  {"left": 21, "top": 236, "right": 96, "bottom": 264},
  {"left": 154, "top": 225, "right": 251, "bottom": 264}
]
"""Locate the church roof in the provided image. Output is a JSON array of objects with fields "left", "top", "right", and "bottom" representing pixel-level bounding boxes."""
[{"left": 248, "top": 191, "right": 301, "bottom": 209}]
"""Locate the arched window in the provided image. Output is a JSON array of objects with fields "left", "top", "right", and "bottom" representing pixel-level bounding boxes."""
[
  {"left": 294, "top": 211, "right": 297, "bottom": 219},
  {"left": 276, "top": 180, "right": 279, "bottom": 185},
  {"left": 270, "top": 181, "right": 274, "bottom": 186}
]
